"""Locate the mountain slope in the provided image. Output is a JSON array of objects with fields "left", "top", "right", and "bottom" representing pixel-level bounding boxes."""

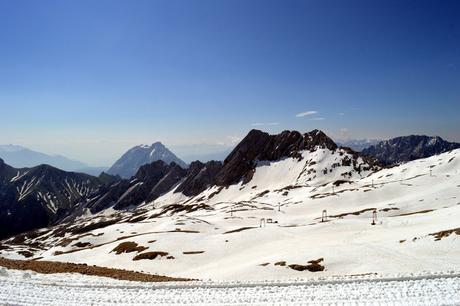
[
  {"left": 362, "top": 135, "right": 460, "bottom": 166},
  {"left": 0, "top": 159, "right": 104, "bottom": 239},
  {"left": 107, "top": 142, "right": 187, "bottom": 178}
]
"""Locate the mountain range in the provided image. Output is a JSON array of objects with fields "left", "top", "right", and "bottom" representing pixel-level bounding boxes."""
[
  {"left": 0, "top": 131, "right": 458, "bottom": 241},
  {"left": 1, "top": 129, "right": 459, "bottom": 281},
  {"left": 0, "top": 129, "right": 376, "bottom": 238},
  {"left": 0, "top": 145, "right": 107, "bottom": 176},
  {"left": 362, "top": 135, "right": 460, "bottom": 166}
]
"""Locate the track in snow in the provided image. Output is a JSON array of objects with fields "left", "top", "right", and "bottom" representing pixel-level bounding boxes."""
[{"left": 1, "top": 270, "right": 460, "bottom": 305}]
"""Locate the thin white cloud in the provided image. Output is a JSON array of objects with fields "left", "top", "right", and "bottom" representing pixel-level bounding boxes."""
[
  {"left": 309, "top": 117, "right": 325, "bottom": 121},
  {"left": 338, "top": 112, "right": 345, "bottom": 116},
  {"left": 295, "top": 111, "right": 317, "bottom": 117},
  {"left": 251, "top": 122, "right": 280, "bottom": 127}
]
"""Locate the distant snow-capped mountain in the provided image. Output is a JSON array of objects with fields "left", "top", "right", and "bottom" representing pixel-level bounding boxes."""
[
  {"left": 362, "top": 135, "right": 460, "bottom": 166},
  {"left": 106, "top": 142, "right": 187, "bottom": 178}
]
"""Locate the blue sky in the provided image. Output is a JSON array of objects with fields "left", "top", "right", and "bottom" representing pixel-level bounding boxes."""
[{"left": 0, "top": 0, "right": 459, "bottom": 165}]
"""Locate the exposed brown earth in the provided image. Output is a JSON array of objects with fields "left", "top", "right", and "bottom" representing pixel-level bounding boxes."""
[
  {"left": 17, "top": 250, "right": 34, "bottom": 258},
  {"left": 73, "top": 242, "right": 92, "bottom": 248},
  {"left": 111, "top": 242, "right": 148, "bottom": 254},
  {"left": 133, "top": 251, "right": 169, "bottom": 261},
  {"left": 0, "top": 257, "right": 190, "bottom": 282},
  {"left": 182, "top": 251, "right": 205, "bottom": 255},
  {"left": 429, "top": 228, "right": 460, "bottom": 241},
  {"left": 288, "top": 258, "right": 325, "bottom": 272}
]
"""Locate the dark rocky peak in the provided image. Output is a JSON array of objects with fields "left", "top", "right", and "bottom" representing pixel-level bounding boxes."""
[
  {"left": 215, "top": 129, "right": 338, "bottom": 186},
  {"left": 134, "top": 160, "right": 171, "bottom": 181},
  {"left": 98, "top": 172, "right": 121, "bottom": 185},
  {"left": 0, "top": 158, "right": 18, "bottom": 183},
  {"left": 146, "top": 163, "right": 187, "bottom": 202},
  {"left": 151, "top": 141, "right": 164, "bottom": 147},
  {"left": 304, "top": 129, "right": 338, "bottom": 151},
  {"left": 112, "top": 161, "right": 187, "bottom": 210},
  {"left": 175, "top": 160, "right": 223, "bottom": 196}
]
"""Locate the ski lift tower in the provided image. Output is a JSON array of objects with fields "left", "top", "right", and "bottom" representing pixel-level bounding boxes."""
[{"left": 371, "top": 210, "right": 377, "bottom": 225}]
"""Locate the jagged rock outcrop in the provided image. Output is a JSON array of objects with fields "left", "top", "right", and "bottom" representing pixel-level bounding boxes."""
[
  {"left": 106, "top": 161, "right": 177, "bottom": 210},
  {"left": 362, "top": 135, "right": 460, "bottom": 166},
  {"left": 214, "top": 129, "right": 338, "bottom": 186},
  {"left": 175, "top": 161, "right": 223, "bottom": 196},
  {"left": 146, "top": 163, "right": 187, "bottom": 202},
  {"left": 84, "top": 161, "right": 188, "bottom": 211},
  {"left": 97, "top": 172, "right": 121, "bottom": 185},
  {"left": 107, "top": 142, "right": 187, "bottom": 178}
]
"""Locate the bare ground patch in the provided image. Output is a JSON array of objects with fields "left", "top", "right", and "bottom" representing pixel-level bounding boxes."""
[
  {"left": 223, "top": 227, "right": 257, "bottom": 234},
  {"left": 288, "top": 258, "right": 325, "bottom": 272},
  {"left": 133, "top": 251, "right": 170, "bottom": 261},
  {"left": 0, "top": 257, "right": 189, "bottom": 282},
  {"left": 429, "top": 228, "right": 460, "bottom": 241},
  {"left": 111, "top": 242, "right": 148, "bottom": 254}
]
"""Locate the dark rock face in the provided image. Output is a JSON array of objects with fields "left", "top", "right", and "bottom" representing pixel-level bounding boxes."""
[
  {"left": 175, "top": 161, "right": 223, "bottom": 196},
  {"left": 362, "top": 135, "right": 460, "bottom": 166},
  {"left": 0, "top": 162, "right": 103, "bottom": 239},
  {"left": 214, "top": 129, "right": 338, "bottom": 186},
  {"left": 85, "top": 161, "right": 188, "bottom": 211},
  {"left": 146, "top": 164, "right": 187, "bottom": 202},
  {"left": 80, "top": 159, "right": 224, "bottom": 214},
  {"left": 107, "top": 142, "right": 187, "bottom": 178},
  {"left": 97, "top": 172, "right": 121, "bottom": 185}
]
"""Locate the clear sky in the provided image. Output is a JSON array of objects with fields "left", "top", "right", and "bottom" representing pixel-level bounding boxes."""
[{"left": 0, "top": 0, "right": 459, "bottom": 166}]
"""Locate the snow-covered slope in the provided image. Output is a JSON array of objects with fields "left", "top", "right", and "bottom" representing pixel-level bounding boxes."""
[{"left": 1, "top": 144, "right": 459, "bottom": 281}]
